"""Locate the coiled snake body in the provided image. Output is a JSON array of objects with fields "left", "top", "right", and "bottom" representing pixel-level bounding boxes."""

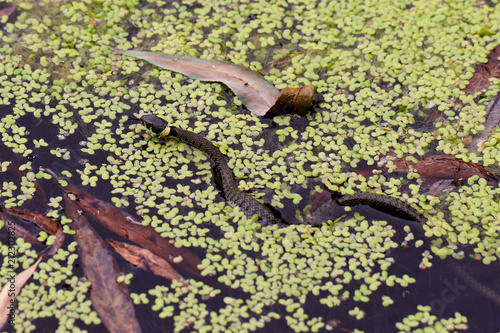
[
  {"left": 139, "top": 115, "right": 424, "bottom": 226},
  {"left": 140, "top": 115, "right": 286, "bottom": 226}
]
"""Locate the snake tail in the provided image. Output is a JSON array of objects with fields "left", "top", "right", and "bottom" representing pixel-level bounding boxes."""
[{"left": 337, "top": 192, "right": 425, "bottom": 223}]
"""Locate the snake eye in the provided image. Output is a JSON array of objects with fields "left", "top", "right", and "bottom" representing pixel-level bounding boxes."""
[{"left": 140, "top": 115, "right": 169, "bottom": 133}]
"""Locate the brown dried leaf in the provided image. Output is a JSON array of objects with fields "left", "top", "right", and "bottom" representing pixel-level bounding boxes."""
[
  {"left": 260, "top": 51, "right": 302, "bottom": 75},
  {"left": 0, "top": 257, "right": 42, "bottom": 329},
  {"left": 64, "top": 196, "right": 142, "bottom": 333},
  {"left": 107, "top": 240, "right": 184, "bottom": 282},
  {"left": 43, "top": 168, "right": 202, "bottom": 277},
  {"left": 427, "top": 179, "right": 455, "bottom": 197}
]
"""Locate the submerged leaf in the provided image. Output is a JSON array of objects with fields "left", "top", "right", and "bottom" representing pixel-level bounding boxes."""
[
  {"left": 0, "top": 210, "right": 40, "bottom": 245},
  {"left": 0, "top": 257, "right": 42, "bottom": 329},
  {"left": 107, "top": 240, "right": 184, "bottom": 282},
  {"left": 64, "top": 196, "right": 142, "bottom": 333},
  {"left": 0, "top": 5, "right": 17, "bottom": 18},
  {"left": 468, "top": 92, "right": 500, "bottom": 153},
  {"left": 43, "top": 168, "right": 202, "bottom": 277},
  {"left": 115, "top": 49, "right": 280, "bottom": 116},
  {"left": 377, "top": 153, "right": 499, "bottom": 184},
  {"left": 267, "top": 85, "right": 315, "bottom": 116},
  {"left": 260, "top": 51, "right": 302, "bottom": 75},
  {"left": 0, "top": 208, "right": 64, "bottom": 255},
  {"left": 464, "top": 44, "right": 500, "bottom": 95}
]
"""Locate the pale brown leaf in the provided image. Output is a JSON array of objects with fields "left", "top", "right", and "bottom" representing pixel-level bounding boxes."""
[
  {"left": 0, "top": 257, "right": 42, "bottom": 329},
  {"left": 115, "top": 49, "right": 280, "bottom": 116}
]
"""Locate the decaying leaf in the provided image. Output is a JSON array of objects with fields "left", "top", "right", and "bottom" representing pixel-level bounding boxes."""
[
  {"left": 260, "top": 51, "right": 302, "bottom": 75},
  {"left": 464, "top": 44, "right": 500, "bottom": 95},
  {"left": 64, "top": 195, "right": 142, "bottom": 333},
  {"left": 0, "top": 5, "right": 17, "bottom": 18},
  {"left": 115, "top": 49, "right": 280, "bottom": 116},
  {"left": 427, "top": 179, "right": 455, "bottom": 197},
  {"left": 378, "top": 153, "right": 499, "bottom": 184},
  {"left": 0, "top": 208, "right": 64, "bottom": 255},
  {"left": 43, "top": 168, "right": 202, "bottom": 277},
  {"left": 107, "top": 240, "right": 184, "bottom": 282},
  {"left": 467, "top": 91, "right": 500, "bottom": 153},
  {"left": 267, "top": 85, "right": 316, "bottom": 117},
  {"left": 0, "top": 210, "right": 40, "bottom": 246},
  {"left": 0, "top": 257, "right": 42, "bottom": 329}
]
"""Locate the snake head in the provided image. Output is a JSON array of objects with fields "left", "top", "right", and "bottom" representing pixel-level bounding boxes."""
[{"left": 140, "top": 115, "right": 171, "bottom": 135}]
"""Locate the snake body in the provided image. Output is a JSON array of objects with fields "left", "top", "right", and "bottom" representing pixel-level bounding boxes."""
[
  {"left": 337, "top": 193, "right": 425, "bottom": 223},
  {"left": 140, "top": 115, "right": 286, "bottom": 226},
  {"left": 140, "top": 115, "right": 423, "bottom": 225}
]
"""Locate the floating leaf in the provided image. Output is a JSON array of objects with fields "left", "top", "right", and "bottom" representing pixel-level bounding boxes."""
[
  {"left": 64, "top": 195, "right": 142, "bottom": 333},
  {"left": 43, "top": 168, "right": 202, "bottom": 277},
  {"left": 107, "top": 240, "right": 184, "bottom": 282},
  {"left": 0, "top": 257, "right": 42, "bottom": 330},
  {"left": 114, "top": 49, "right": 279, "bottom": 116}
]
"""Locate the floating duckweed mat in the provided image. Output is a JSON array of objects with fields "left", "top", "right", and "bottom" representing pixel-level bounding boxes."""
[{"left": 1, "top": 0, "right": 500, "bottom": 332}]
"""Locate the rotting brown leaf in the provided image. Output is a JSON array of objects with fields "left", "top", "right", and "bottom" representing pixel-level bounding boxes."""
[
  {"left": 260, "top": 51, "right": 302, "bottom": 75},
  {"left": 107, "top": 239, "right": 185, "bottom": 282},
  {"left": 377, "top": 153, "right": 499, "bottom": 184},
  {"left": 43, "top": 168, "right": 202, "bottom": 277},
  {"left": 464, "top": 44, "right": 500, "bottom": 95},
  {"left": 0, "top": 257, "right": 42, "bottom": 330},
  {"left": 0, "top": 210, "right": 40, "bottom": 246},
  {"left": 467, "top": 91, "right": 500, "bottom": 153},
  {"left": 64, "top": 195, "right": 142, "bottom": 333},
  {"left": 0, "top": 208, "right": 64, "bottom": 256},
  {"left": 0, "top": 5, "right": 17, "bottom": 18},
  {"left": 267, "top": 85, "right": 316, "bottom": 117}
]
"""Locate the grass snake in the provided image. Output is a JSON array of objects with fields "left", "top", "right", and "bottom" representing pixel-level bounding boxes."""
[
  {"left": 139, "top": 115, "right": 500, "bottom": 307},
  {"left": 139, "top": 115, "right": 424, "bottom": 226}
]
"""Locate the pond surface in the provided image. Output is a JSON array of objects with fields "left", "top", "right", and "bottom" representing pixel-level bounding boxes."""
[{"left": 1, "top": 0, "right": 500, "bottom": 332}]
